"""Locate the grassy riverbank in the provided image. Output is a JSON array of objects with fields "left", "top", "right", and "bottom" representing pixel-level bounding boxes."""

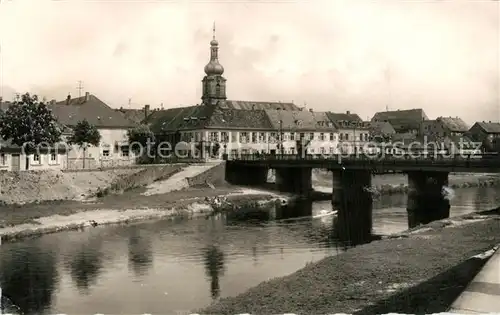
[{"left": 201, "top": 209, "right": 500, "bottom": 315}]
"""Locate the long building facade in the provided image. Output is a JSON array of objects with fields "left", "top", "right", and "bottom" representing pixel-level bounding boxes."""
[{"left": 150, "top": 27, "right": 366, "bottom": 159}]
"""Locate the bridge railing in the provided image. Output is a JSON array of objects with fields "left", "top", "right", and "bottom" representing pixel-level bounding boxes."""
[{"left": 229, "top": 153, "right": 500, "bottom": 168}]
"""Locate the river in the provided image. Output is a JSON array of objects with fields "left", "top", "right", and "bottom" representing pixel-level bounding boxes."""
[{"left": 0, "top": 186, "right": 499, "bottom": 315}]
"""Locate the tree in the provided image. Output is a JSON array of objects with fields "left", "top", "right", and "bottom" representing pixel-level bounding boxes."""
[
  {"left": 127, "top": 124, "right": 155, "bottom": 155},
  {"left": 0, "top": 93, "right": 62, "bottom": 153},
  {"left": 69, "top": 119, "right": 101, "bottom": 168}
]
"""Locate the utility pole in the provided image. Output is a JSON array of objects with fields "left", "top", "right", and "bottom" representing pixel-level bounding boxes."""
[
  {"left": 76, "top": 81, "right": 84, "bottom": 98},
  {"left": 128, "top": 98, "right": 132, "bottom": 109}
]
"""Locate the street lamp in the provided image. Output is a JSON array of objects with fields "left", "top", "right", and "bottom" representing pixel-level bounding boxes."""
[{"left": 279, "top": 119, "right": 284, "bottom": 155}]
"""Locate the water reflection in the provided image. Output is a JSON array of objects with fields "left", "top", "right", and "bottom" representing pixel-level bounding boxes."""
[
  {"left": 0, "top": 186, "right": 496, "bottom": 314},
  {"left": 0, "top": 245, "right": 58, "bottom": 314},
  {"left": 127, "top": 226, "right": 153, "bottom": 277},
  {"left": 64, "top": 237, "right": 104, "bottom": 294},
  {"left": 203, "top": 245, "right": 225, "bottom": 300}
]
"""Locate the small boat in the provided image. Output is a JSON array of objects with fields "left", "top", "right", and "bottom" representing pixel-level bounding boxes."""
[{"left": 312, "top": 209, "right": 338, "bottom": 218}]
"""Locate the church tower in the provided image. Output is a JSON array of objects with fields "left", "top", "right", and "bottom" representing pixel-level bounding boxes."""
[{"left": 201, "top": 23, "right": 227, "bottom": 105}]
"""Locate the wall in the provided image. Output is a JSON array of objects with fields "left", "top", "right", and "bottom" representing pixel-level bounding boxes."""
[
  {"left": 65, "top": 128, "right": 136, "bottom": 169},
  {"left": 186, "top": 162, "right": 226, "bottom": 187},
  {"left": 179, "top": 129, "right": 354, "bottom": 156},
  {"left": 336, "top": 127, "right": 371, "bottom": 154},
  {"left": 0, "top": 152, "right": 66, "bottom": 171}
]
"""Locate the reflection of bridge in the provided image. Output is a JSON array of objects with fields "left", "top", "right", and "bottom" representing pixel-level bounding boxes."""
[{"left": 225, "top": 154, "right": 500, "bottom": 245}]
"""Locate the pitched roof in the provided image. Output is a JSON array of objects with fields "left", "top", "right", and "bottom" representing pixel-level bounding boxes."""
[
  {"left": 149, "top": 105, "right": 214, "bottom": 133},
  {"left": 371, "top": 108, "right": 428, "bottom": 131},
  {"left": 437, "top": 117, "right": 469, "bottom": 132},
  {"left": 209, "top": 107, "right": 273, "bottom": 130},
  {"left": 264, "top": 109, "right": 334, "bottom": 131},
  {"left": 117, "top": 108, "right": 148, "bottom": 124},
  {"left": 325, "top": 112, "right": 369, "bottom": 130},
  {"left": 473, "top": 122, "right": 500, "bottom": 134},
  {"left": 326, "top": 112, "right": 363, "bottom": 123},
  {"left": 50, "top": 94, "right": 137, "bottom": 129},
  {"left": 150, "top": 104, "right": 276, "bottom": 133},
  {"left": 219, "top": 100, "right": 300, "bottom": 111},
  {"left": 368, "top": 121, "right": 396, "bottom": 135}
]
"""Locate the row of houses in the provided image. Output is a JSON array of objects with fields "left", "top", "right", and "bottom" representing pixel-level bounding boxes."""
[{"left": 1, "top": 27, "right": 498, "bottom": 171}]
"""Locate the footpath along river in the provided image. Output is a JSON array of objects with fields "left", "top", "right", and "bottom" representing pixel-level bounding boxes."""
[{"left": 0, "top": 185, "right": 499, "bottom": 314}]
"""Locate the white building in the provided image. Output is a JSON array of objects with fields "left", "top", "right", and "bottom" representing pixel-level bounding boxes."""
[{"left": 50, "top": 92, "right": 137, "bottom": 169}]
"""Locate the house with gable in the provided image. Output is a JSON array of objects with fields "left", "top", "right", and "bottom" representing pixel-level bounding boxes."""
[
  {"left": 264, "top": 108, "right": 337, "bottom": 155},
  {"left": 468, "top": 121, "right": 500, "bottom": 153},
  {"left": 50, "top": 92, "right": 138, "bottom": 168},
  {"left": 0, "top": 98, "right": 70, "bottom": 171},
  {"left": 420, "top": 116, "right": 479, "bottom": 155},
  {"left": 371, "top": 108, "right": 428, "bottom": 137},
  {"left": 326, "top": 111, "right": 371, "bottom": 154}
]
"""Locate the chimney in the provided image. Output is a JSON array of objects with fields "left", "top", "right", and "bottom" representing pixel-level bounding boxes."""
[
  {"left": 346, "top": 110, "right": 350, "bottom": 115},
  {"left": 66, "top": 94, "right": 71, "bottom": 105},
  {"left": 84, "top": 92, "right": 90, "bottom": 102},
  {"left": 144, "top": 104, "right": 150, "bottom": 120}
]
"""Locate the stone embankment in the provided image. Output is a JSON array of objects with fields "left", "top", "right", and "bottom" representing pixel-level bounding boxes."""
[
  {"left": 200, "top": 208, "right": 500, "bottom": 315},
  {"left": 0, "top": 168, "right": 143, "bottom": 205}
]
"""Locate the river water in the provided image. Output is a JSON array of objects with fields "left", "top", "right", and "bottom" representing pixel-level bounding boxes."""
[{"left": 0, "top": 186, "right": 499, "bottom": 315}]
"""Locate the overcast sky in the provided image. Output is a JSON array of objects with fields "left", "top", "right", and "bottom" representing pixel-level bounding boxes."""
[{"left": 0, "top": 0, "right": 498, "bottom": 123}]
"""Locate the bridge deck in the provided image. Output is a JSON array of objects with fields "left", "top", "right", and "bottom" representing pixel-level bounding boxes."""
[{"left": 228, "top": 154, "right": 500, "bottom": 173}]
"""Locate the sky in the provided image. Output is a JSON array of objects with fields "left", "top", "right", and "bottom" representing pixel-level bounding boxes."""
[{"left": 0, "top": 0, "right": 498, "bottom": 124}]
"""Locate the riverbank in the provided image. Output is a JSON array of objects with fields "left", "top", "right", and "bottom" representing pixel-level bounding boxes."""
[
  {"left": 0, "top": 186, "right": 286, "bottom": 243},
  {"left": 200, "top": 208, "right": 500, "bottom": 314}
]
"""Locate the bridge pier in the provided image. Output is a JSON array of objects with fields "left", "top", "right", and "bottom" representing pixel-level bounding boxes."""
[
  {"left": 334, "top": 169, "right": 373, "bottom": 246},
  {"left": 275, "top": 167, "right": 312, "bottom": 196},
  {"left": 225, "top": 162, "right": 268, "bottom": 186},
  {"left": 407, "top": 171, "right": 450, "bottom": 228},
  {"left": 331, "top": 171, "right": 342, "bottom": 206}
]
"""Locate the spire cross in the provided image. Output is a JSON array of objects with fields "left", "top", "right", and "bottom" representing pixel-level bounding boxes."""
[{"left": 212, "top": 21, "right": 216, "bottom": 40}]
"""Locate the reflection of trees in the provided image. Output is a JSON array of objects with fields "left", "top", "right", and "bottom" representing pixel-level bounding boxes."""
[
  {"left": 128, "top": 227, "right": 153, "bottom": 277},
  {"left": 0, "top": 245, "right": 58, "bottom": 314},
  {"left": 65, "top": 239, "right": 104, "bottom": 294},
  {"left": 203, "top": 245, "right": 225, "bottom": 300}
]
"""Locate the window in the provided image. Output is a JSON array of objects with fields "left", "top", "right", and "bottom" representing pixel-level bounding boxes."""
[
  {"left": 329, "top": 147, "right": 334, "bottom": 154},
  {"left": 51, "top": 153, "right": 56, "bottom": 161},
  {"left": 270, "top": 132, "right": 277, "bottom": 143},
  {"left": 195, "top": 132, "right": 201, "bottom": 142},
  {"left": 330, "top": 133, "right": 334, "bottom": 141},
  {"left": 252, "top": 132, "right": 258, "bottom": 143},
  {"left": 290, "top": 133, "right": 295, "bottom": 141},
  {"left": 339, "top": 134, "right": 344, "bottom": 141},
  {"left": 221, "top": 132, "right": 229, "bottom": 142},
  {"left": 103, "top": 150, "right": 110, "bottom": 157},
  {"left": 319, "top": 133, "right": 325, "bottom": 141},
  {"left": 121, "top": 147, "right": 129, "bottom": 157},
  {"left": 34, "top": 154, "right": 40, "bottom": 162},
  {"left": 209, "top": 132, "right": 219, "bottom": 142},
  {"left": 320, "top": 147, "right": 325, "bottom": 154},
  {"left": 259, "top": 132, "right": 266, "bottom": 142},
  {"left": 0, "top": 154, "right": 5, "bottom": 165},
  {"left": 309, "top": 133, "right": 314, "bottom": 140},
  {"left": 240, "top": 132, "right": 248, "bottom": 143},
  {"left": 299, "top": 133, "right": 305, "bottom": 140},
  {"left": 345, "top": 134, "right": 349, "bottom": 141}
]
